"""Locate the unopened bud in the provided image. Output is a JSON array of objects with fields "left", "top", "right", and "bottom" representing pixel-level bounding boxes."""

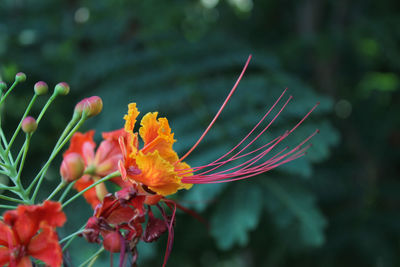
[
  {"left": 74, "top": 96, "right": 103, "bottom": 118},
  {"left": 60, "top": 152, "right": 85, "bottom": 183},
  {"left": 34, "top": 81, "right": 48, "bottom": 95},
  {"left": 21, "top": 116, "right": 37, "bottom": 133},
  {"left": 0, "top": 81, "right": 7, "bottom": 92},
  {"left": 15, "top": 72, "right": 26, "bottom": 83},
  {"left": 103, "top": 231, "right": 122, "bottom": 253},
  {"left": 54, "top": 82, "right": 70, "bottom": 96}
]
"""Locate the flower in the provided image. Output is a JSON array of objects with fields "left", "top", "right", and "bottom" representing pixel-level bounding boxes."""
[
  {"left": 82, "top": 187, "right": 146, "bottom": 265},
  {"left": 118, "top": 103, "right": 193, "bottom": 197},
  {"left": 0, "top": 201, "right": 66, "bottom": 267},
  {"left": 119, "top": 55, "right": 319, "bottom": 196},
  {"left": 82, "top": 186, "right": 176, "bottom": 266},
  {"left": 62, "top": 129, "right": 130, "bottom": 208}
]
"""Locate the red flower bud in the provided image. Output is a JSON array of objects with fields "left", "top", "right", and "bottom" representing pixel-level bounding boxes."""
[
  {"left": 103, "top": 231, "right": 122, "bottom": 252},
  {"left": 34, "top": 81, "right": 48, "bottom": 95},
  {"left": 74, "top": 96, "right": 103, "bottom": 118},
  {"left": 21, "top": 116, "right": 37, "bottom": 133},
  {"left": 60, "top": 152, "right": 85, "bottom": 182},
  {"left": 54, "top": 82, "right": 70, "bottom": 96},
  {"left": 15, "top": 72, "right": 26, "bottom": 83}
]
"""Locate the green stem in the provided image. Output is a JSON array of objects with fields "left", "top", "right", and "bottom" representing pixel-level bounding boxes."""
[
  {"left": 0, "top": 184, "right": 15, "bottom": 191},
  {"left": 54, "top": 114, "right": 80, "bottom": 149},
  {"left": 60, "top": 225, "right": 85, "bottom": 244},
  {"left": 14, "top": 140, "right": 26, "bottom": 168},
  {"left": 78, "top": 247, "right": 104, "bottom": 267},
  {"left": 16, "top": 133, "right": 31, "bottom": 183},
  {"left": 62, "top": 171, "right": 120, "bottom": 209},
  {"left": 0, "top": 195, "right": 26, "bottom": 204},
  {"left": 5, "top": 94, "right": 37, "bottom": 155},
  {"left": 58, "top": 181, "right": 76, "bottom": 203},
  {"left": 0, "top": 204, "right": 17, "bottom": 209},
  {"left": 0, "top": 129, "right": 14, "bottom": 165},
  {"left": 61, "top": 224, "right": 86, "bottom": 252},
  {"left": 0, "top": 80, "right": 18, "bottom": 106},
  {"left": 46, "top": 181, "right": 66, "bottom": 200},
  {"left": 0, "top": 161, "right": 10, "bottom": 169},
  {"left": 28, "top": 115, "right": 86, "bottom": 201},
  {"left": 36, "top": 92, "right": 57, "bottom": 124}
]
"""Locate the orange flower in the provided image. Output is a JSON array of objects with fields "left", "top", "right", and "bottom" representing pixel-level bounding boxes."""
[
  {"left": 119, "top": 56, "right": 319, "bottom": 198},
  {"left": 119, "top": 103, "right": 192, "bottom": 197},
  {"left": 0, "top": 201, "right": 66, "bottom": 267},
  {"left": 63, "top": 129, "right": 130, "bottom": 208}
]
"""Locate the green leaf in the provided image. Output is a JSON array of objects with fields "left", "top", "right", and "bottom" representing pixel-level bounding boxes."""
[
  {"left": 262, "top": 177, "right": 327, "bottom": 248},
  {"left": 182, "top": 183, "right": 228, "bottom": 212},
  {"left": 210, "top": 183, "right": 263, "bottom": 250}
]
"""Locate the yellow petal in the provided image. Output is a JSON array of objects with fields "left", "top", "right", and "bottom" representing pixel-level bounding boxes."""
[
  {"left": 139, "top": 112, "right": 177, "bottom": 164},
  {"left": 124, "top": 103, "right": 140, "bottom": 133},
  {"left": 139, "top": 112, "right": 160, "bottom": 145},
  {"left": 133, "top": 151, "right": 182, "bottom": 196},
  {"left": 176, "top": 161, "right": 193, "bottom": 190}
]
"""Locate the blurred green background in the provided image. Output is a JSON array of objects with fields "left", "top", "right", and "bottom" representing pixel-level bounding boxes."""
[{"left": 0, "top": 0, "right": 399, "bottom": 266}]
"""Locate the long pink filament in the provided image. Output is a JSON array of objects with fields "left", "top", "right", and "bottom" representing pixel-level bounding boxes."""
[
  {"left": 176, "top": 55, "right": 252, "bottom": 164},
  {"left": 180, "top": 100, "right": 320, "bottom": 184},
  {"left": 176, "top": 92, "right": 292, "bottom": 176}
]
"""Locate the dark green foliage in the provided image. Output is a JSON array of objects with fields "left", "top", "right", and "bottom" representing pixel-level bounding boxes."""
[{"left": 1, "top": 0, "right": 398, "bottom": 266}]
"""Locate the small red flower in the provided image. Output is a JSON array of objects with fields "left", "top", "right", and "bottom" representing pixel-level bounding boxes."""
[
  {"left": 82, "top": 187, "right": 146, "bottom": 256},
  {"left": 0, "top": 201, "right": 66, "bottom": 267},
  {"left": 63, "top": 129, "right": 130, "bottom": 208},
  {"left": 82, "top": 187, "right": 177, "bottom": 266}
]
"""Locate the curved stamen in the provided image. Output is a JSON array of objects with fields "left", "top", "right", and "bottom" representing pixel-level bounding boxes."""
[{"left": 176, "top": 55, "right": 252, "bottom": 164}]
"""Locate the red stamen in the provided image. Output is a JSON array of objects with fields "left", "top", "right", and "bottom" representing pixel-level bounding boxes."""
[
  {"left": 180, "top": 100, "right": 319, "bottom": 184},
  {"left": 157, "top": 202, "right": 177, "bottom": 267},
  {"left": 176, "top": 55, "right": 252, "bottom": 164},
  {"left": 188, "top": 95, "right": 292, "bottom": 177}
]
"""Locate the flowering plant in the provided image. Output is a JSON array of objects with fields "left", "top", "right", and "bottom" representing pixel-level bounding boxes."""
[{"left": 0, "top": 56, "right": 319, "bottom": 266}]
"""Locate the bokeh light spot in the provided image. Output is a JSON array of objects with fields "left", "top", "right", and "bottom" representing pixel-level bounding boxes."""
[
  {"left": 75, "top": 7, "right": 90, "bottom": 24},
  {"left": 18, "top": 29, "right": 36, "bottom": 45}
]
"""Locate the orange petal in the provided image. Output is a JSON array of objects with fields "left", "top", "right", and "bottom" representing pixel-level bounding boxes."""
[
  {"left": 139, "top": 113, "right": 175, "bottom": 146},
  {"left": 10, "top": 202, "right": 66, "bottom": 245},
  {"left": 139, "top": 113, "right": 177, "bottom": 164},
  {"left": 102, "top": 128, "right": 126, "bottom": 141},
  {"left": 133, "top": 151, "right": 181, "bottom": 196},
  {"left": 175, "top": 162, "right": 193, "bottom": 190},
  {"left": 139, "top": 112, "right": 160, "bottom": 145},
  {"left": 28, "top": 225, "right": 62, "bottom": 267},
  {"left": 0, "top": 221, "right": 15, "bottom": 248},
  {"left": 63, "top": 130, "right": 96, "bottom": 159},
  {"left": 74, "top": 176, "right": 102, "bottom": 209},
  {"left": 124, "top": 103, "right": 140, "bottom": 133}
]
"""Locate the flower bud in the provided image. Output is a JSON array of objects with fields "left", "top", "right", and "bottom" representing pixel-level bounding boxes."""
[
  {"left": 74, "top": 96, "right": 103, "bottom": 118},
  {"left": 103, "top": 231, "right": 122, "bottom": 253},
  {"left": 54, "top": 82, "right": 70, "bottom": 96},
  {"left": 34, "top": 81, "right": 48, "bottom": 95},
  {"left": 60, "top": 152, "right": 85, "bottom": 183},
  {"left": 0, "top": 81, "right": 7, "bottom": 92},
  {"left": 21, "top": 116, "right": 38, "bottom": 133},
  {"left": 15, "top": 72, "right": 26, "bottom": 83}
]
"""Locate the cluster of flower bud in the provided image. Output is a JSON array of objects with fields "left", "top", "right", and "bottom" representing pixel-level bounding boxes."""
[{"left": 2, "top": 72, "right": 104, "bottom": 184}]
